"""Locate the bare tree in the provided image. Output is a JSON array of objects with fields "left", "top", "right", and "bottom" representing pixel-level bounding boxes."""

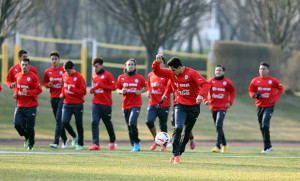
[
  {"left": 92, "top": 0, "right": 210, "bottom": 75},
  {"left": 0, "top": 0, "right": 44, "bottom": 45}
]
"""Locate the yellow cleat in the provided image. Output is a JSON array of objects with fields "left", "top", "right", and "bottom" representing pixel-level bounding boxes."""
[
  {"left": 211, "top": 147, "right": 221, "bottom": 152},
  {"left": 221, "top": 145, "right": 228, "bottom": 153}
]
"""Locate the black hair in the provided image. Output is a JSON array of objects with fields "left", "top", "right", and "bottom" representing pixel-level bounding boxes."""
[
  {"left": 92, "top": 57, "right": 104, "bottom": 66},
  {"left": 216, "top": 64, "right": 225, "bottom": 71},
  {"left": 50, "top": 51, "right": 60, "bottom": 58},
  {"left": 18, "top": 50, "right": 27, "bottom": 58},
  {"left": 260, "top": 62, "right": 270, "bottom": 68},
  {"left": 124, "top": 58, "right": 136, "bottom": 73},
  {"left": 64, "top": 60, "right": 74, "bottom": 69},
  {"left": 22, "top": 58, "right": 30, "bottom": 64},
  {"left": 167, "top": 57, "right": 182, "bottom": 68}
]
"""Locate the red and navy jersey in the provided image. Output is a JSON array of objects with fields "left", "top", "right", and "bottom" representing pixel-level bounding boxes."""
[
  {"left": 61, "top": 71, "right": 86, "bottom": 104},
  {"left": 14, "top": 71, "right": 42, "bottom": 107},
  {"left": 117, "top": 73, "right": 147, "bottom": 109},
  {"left": 7, "top": 64, "right": 39, "bottom": 88},
  {"left": 203, "top": 77, "right": 236, "bottom": 111},
  {"left": 152, "top": 60, "right": 211, "bottom": 106},
  {"left": 249, "top": 75, "right": 284, "bottom": 107},
  {"left": 43, "top": 66, "right": 64, "bottom": 98},
  {"left": 147, "top": 72, "right": 170, "bottom": 107},
  {"left": 91, "top": 71, "right": 116, "bottom": 106}
]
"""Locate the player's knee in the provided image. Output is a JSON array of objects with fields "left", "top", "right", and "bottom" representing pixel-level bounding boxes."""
[
  {"left": 14, "top": 123, "right": 22, "bottom": 129},
  {"left": 146, "top": 121, "right": 154, "bottom": 129}
]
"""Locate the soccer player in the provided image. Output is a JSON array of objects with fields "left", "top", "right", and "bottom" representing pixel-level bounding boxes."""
[
  {"left": 146, "top": 57, "right": 170, "bottom": 151},
  {"left": 13, "top": 58, "right": 42, "bottom": 150},
  {"left": 152, "top": 54, "right": 210, "bottom": 163},
  {"left": 89, "top": 57, "right": 117, "bottom": 151},
  {"left": 44, "top": 51, "right": 69, "bottom": 149},
  {"left": 117, "top": 58, "right": 148, "bottom": 152},
  {"left": 249, "top": 62, "right": 283, "bottom": 154},
  {"left": 60, "top": 60, "right": 86, "bottom": 150},
  {"left": 7, "top": 50, "right": 39, "bottom": 89},
  {"left": 203, "top": 65, "right": 236, "bottom": 153}
]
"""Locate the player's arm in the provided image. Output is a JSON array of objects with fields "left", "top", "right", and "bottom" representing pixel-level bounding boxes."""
[
  {"left": 93, "top": 74, "right": 117, "bottom": 91},
  {"left": 194, "top": 73, "right": 211, "bottom": 103},
  {"left": 249, "top": 79, "right": 261, "bottom": 98},
  {"left": 116, "top": 76, "right": 126, "bottom": 94},
  {"left": 69, "top": 76, "right": 86, "bottom": 95},
  {"left": 6, "top": 68, "right": 15, "bottom": 88},
  {"left": 226, "top": 81, "right": 236, "bottom": 108},
  {"left": 27, "top": 76, "right": 42, "bottom": 96},
  {"left": 271, "top": 79, "right": 284, "bottom": 104},
  {"left": 146, "top": 74, "right": 151, "bottom": 98},
  {"left": 136, "top": 77, "right": 148, "bottom": 95},
  {"left": 152, "top": 54, "right": 172, "bottom": 79},
  {"left": 43, "top": 71, "right": 50, "bottom": 88}
]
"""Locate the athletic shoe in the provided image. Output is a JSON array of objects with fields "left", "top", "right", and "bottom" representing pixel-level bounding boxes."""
[
  {"left": 89, "top": 144, "right": 101, "bottom": 150},
  {"left": 24, "top": 139, "right": 29, "bottom": 148},
  {"left": 109, "top": 142, "right": 115, "bottom": 151},
  {"left": 62, "top": 138, "right": 69, "bottom": 149},
  {"left": 221, "top": 145, "right": 228, "bottom": 153},
  {"left": 72, "top": 134, "right": 78, "bottom": 147},
  {"left": 75, "top": 145, "right": 83, "bottom": 150},
  {"left": 169, "top": 156, "right": 175, "bottom": 163},
  {"left": 211, "top": 147, "right": 221, "bottom": 152},
  {"left": 27, "top": 145, "right": 33, "bottom": 151},
  {"left": 262, "top": 147, "right": 273, "bottom": 154},
  {"left": 50, "top": 143, "right": 58, "bottom": 148},
  {"left": 166, "top": 143, "right": 172, "bottom": 148},
  {"left": 160, "top": 146, "right": 167, "bottom": 151},
  {"left": 190, "top": 138, "right": 195, "bottom": 150},
  {"left": 150, "top": 141, "right": 157, "bottom": 150},
  {"left": 174, "top": 156, "right": 180, "bottom": 164},
  {"left": 131, "top": 143, "right": 140, "bottom": 152}
]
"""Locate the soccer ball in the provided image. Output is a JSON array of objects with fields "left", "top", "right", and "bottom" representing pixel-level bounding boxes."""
[{"left": 155, "top": 132, "right": 170, "bottom": 146}]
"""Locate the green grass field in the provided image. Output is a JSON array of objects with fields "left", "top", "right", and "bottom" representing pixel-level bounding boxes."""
[{"left": 1, "top": 84, "right": 300, "bottom": 180}]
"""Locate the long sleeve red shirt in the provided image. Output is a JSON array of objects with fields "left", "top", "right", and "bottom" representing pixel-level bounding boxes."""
[
  {"left": 117, "top": 73, "right": 147, "bottom": 109},
  {"left": 7, "top": 64, "right": 39, "bottom": 88},
  {"left": 249, "top": 75, "right": 284, "bottom": 107},
  {"left": 152, "top": 60, "right": 211, "bottom": 106},
  {"left": 147, "top": 72, "right": 170, "bottom": 107},
  {"left": 0, "top": 83, "right": 2, "bottom": 92},
  {"left": 91, "top": 71, "right": 116, "bottom": 106},
  {"left": 14, "top": 71, "right": 42, "bottom": 107},
  {"left": 61, "top": 71, "right": 86, "bottom": 104},
  {"left": 43, "top": 66, "right": 64, "bottom": 98},
  {"left": 203, "top": 77, "right": 236, "bottom": 111}
]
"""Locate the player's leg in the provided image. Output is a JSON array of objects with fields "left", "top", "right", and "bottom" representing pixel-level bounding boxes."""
[
  {"left": 157, "top": 107, "right": 169, "bottom": 151},
  {"left": 14, "top": 107, "right": 28, "bottom": 140},
  {"left": 101, "top": 105, "right": 116, "bottom": 150},
  {"left": 146, "top": 105, "right": 158, "bottom": 139},
  {"left": 216, "top": 110, "right": 227, "bottom": 152},
  {"left": 25, "top": 107, "right": 37, "bottom": 149},
  {"left": 256, "top": 106, "right": 265, "bottom": 150},
  {"left": 62, "top": 104, "right": 77, "bottom": 142},
  {"left": 56, "top": 99, "right": 68, "bottom": 147},
  {"left": 172, "top": 103, "right": 187, "bottom": 157},
  {"left": 262, "top": 106, "right": 274, "bottom": 151},
  {"left": 123, "top": 109, "right": 133, "bottom": 146},
  {"left": 73, "top": 104, "right": 84, "bottom": 149},
  {"left": 90, "top": 103, "right": 101, "bottom": 150},
  {"left": 129, "top": 107, "right": 141, "bottom": 152}
]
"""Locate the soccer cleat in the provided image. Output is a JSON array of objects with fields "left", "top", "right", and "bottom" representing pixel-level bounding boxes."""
[
  {"left": 160, "top": 146, "right": 167, "bottom": 151},
  {"left": 150, "top": 141, "right": 158, "bottom": 150},
  {"left": 221, "top": 145, "right": 228, "bottom": 153},
  {"left": 109, "top": 142, "right": 115, "bottom": 151},
  {"left": 89, "top": 144, "right": 101, "bottom": 150},
  {"left": 50, "top": 143, "right": 58, "bottom": 148},
  {"left": 27, "top": 145, "right": 33, "bottom": 151},
  {"left": 72, "top": 134, "right": 78, "bottom": 147},
  {"left": 24, "top": 139, "right": 29, "bottom": 148},
  {"left": 169, "top": 156, "right": 175, "bottom": 163},
  {"left": 262, "top": 147, "right": 273, "bottom": 154},
  {"left": 75, "top": 145, "right": 83, "bottom": 150},
  {"left": 211, "top": 147, "right": 221, "bottom": 152},
  {"left": 62, "top": 138, "right": 69, "bottom": 149},
  {"left": 190, "top": 138, "right": 196, "bottom": 150},
  {"left": 131, "top": 143, "right": 140, "bottom": 152},
  {"left": 174, "top": 156, "right": 180, "bottom": 164}
]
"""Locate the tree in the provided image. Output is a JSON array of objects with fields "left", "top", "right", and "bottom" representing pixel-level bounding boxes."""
[
  {"left": 92, "top": 0, "right": 210, "bottom": 75},
  {"left": 0, "top": 0, "right": 44, "bottom": 46}
]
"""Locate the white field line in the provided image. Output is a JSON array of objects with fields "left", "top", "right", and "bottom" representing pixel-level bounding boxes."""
[{"left": 0, "top": 151, "right": 300, "bottom": 159}]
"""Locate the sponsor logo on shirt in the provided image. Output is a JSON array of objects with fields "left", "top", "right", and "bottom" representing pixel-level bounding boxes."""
[
  {"left": 212, "top": 93, "right": 224, "bottom": 99},
  {"left": 212, "top": 87, "right": 225, "bottom": 91},
  {"left": 177, "top": 89, "right": 190, "bottom": 95},
  {"left": 258, "top": 87, "right": 271, "bottom": 91},
  {"left": 50, "top": 77, "right": 62, "bottom": 82}
]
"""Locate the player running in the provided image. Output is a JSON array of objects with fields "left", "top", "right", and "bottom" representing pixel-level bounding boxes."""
[
  {"left": 152, "top": 54, "right": 210, "bottom": 163},
  {"left": 203, "top": 65, "right": 235, "bottom": 153},
  {"left": 89, "top": 58, "right": 117, "bottom": 151},
  {"left": 13, "top": 58, "right": 42, "bottom": 150},
  {"left": 249, "top": 62, "right": 283, "bottom": 154},
  {"left": 117, "top": 58, "right": 148, "bottom": 152}
]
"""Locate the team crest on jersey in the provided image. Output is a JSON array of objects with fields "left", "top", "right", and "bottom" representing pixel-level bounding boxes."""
[
  {"left": 59, "top": 71, "right": 63, "bottom": 75},
  {"left": 49, "top": 72, "right": 52, "bottom": 74},
  {"left": 212, "top": 81, "right": 215, "bottom": 83},
  {"left": 161, "top": 78, "right": 164, "bottom": 80},
  {"left": 101, "top": 75, "right": 105, "bottom": 79},
  {"left": 74, "top": 77, "right": 77, "bottom": 81},
  {"left": 135, "top": 79, "right": 139, "bottom": 83},
  {"left": 268, "top": 80, "right": 272, "bottom": 84},
  {"left": 27, "top": 77, "right": 31, "bottom": 81},
  {"left": 15, "top": 69, "right": 18, "bottom": 72},
  {"left": 185, "top": 75, "right": 189, "bottom": 80},
  {"left": 223, "top": 81, "right": 227, "bottom": 85}
]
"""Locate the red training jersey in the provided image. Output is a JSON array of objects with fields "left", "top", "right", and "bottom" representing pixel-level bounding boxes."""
[
  {"left": 147, "top": 72, "right": 170, "bottom": 107},
  {"left": 91, "top": 71, "right": 116, "bottom": 106},
  {"left": 43, "top": 66, "right": 65, "bottom": 98},
  {"left": 203, "top": 77, "right": 236, "bottom": 111},
  {"left": 152, "top": 60, "right": 211, "bottom": 106},
  {"left": 7, "top": 64, "right": 39, "bottom": 88},
  {"left": 0, "top": 83, "right": 2, "bottom": 92},
  {"left": 14, "top": 71, "right": 42, "bottom": 107},
  {"left": 249, "top": 75, "right": 284, "bottom": 107},
  {"left": 117, "top": 73, "right": 147, "bottom": 109},
  {"left": 61, "top": 71, "right": 86, "bottom": 104}
]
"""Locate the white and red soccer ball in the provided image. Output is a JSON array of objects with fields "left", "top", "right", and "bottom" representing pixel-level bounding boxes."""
[{"left": 155, "top": 132, "right": 170, "bottom": 146}]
